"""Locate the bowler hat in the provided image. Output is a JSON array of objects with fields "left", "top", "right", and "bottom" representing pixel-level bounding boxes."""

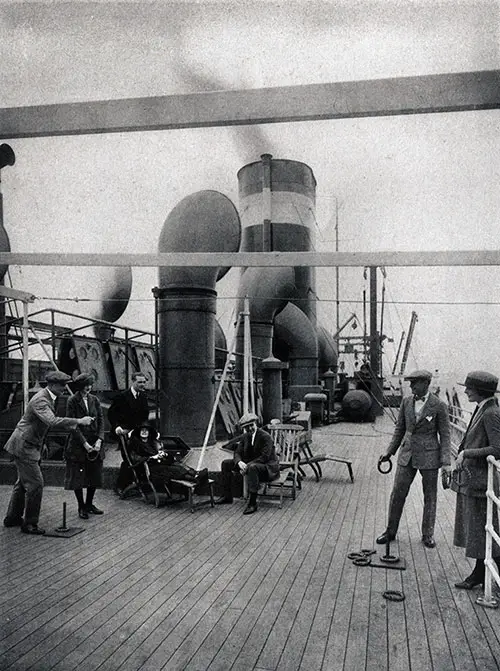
[
  {"left": 45, "top": 370, "right": 72, "bottom": 384},
  {"left": 73, "top": 373, "right": 95, "bottom": 389},
  {"left": 404, "top": 369, "right": 432, "bottom": 382},
  {"left": 239, "top": 412, "right": 259, "bottom": 427},
  {"left": 458, "top": 370, "right": 499, "bottom": 394}
]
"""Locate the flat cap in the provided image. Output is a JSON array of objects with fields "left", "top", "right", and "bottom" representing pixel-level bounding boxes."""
[
  {"left": 73, "top": 373, "right": 95, "bottom": 389},
  {"left": 458, "top": 370, "right": 499, "bottom": 394},
  {"left": 45, "top": 370, "right": 72, "bottom": 384},
  {"left": 239, "top": 412, "right": 259, "bottom": 427},
  {"left": 404, "top": 369, "right": 433, "bottom": 382}
]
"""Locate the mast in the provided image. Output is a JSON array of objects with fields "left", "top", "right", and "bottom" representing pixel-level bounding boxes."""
[{"left": 399, "top": 311, "right": 418, "bottom": 375}]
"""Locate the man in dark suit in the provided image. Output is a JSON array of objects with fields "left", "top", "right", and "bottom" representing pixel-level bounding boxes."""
[
  {"left": 215, "top": 412, "right": 280, "bottom": 515},
  {"left": 3, "top": 371, "right": 94, "bottom": 534},
  {"left": 376, "top": 369, "right": 451, "bottom": 548},
  {"left": 452, "top": 371, "right": 500, "bottom": 589},
  {"left": 107, "top": 372, "right": 149, "bottom": 438},
  {"left": 108, "top": 372, "right": 149, "bottom": 494}
]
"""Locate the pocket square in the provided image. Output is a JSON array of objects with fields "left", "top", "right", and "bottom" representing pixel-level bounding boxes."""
[{"left": 426, "top": 415, "right": 433, "bottom": 422}]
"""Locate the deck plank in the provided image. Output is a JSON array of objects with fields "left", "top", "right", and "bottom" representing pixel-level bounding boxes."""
[{"left": 1, "top": 416, "right": 500, "bottom": 671}]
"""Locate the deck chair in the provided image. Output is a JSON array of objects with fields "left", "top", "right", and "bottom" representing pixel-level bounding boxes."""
[
  {"left": 256, "top": 423, "right": 301, "bottom": 508},
  {"left": 117, "top": 435, "right": 151, "bottom": 502}
]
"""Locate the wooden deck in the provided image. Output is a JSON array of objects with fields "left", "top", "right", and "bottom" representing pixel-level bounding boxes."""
[{"left": 1, "top": 416, "right": 500, "bottom": 671}]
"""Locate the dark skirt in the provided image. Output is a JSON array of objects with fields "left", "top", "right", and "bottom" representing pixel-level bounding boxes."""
[
  {"left": 64, "top": 459, "right": 103, "bottom": 490},
  {"left": 454, "top": 492, "right": 500, "bottom": 558}
]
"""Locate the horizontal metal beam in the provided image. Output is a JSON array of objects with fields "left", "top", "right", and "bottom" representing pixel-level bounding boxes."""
[
  {"left": 1, "top": 70, "right": 499, "bottom": 139},
  {"left": 1, "top": 250, "right": 500, "bottom": 268}
]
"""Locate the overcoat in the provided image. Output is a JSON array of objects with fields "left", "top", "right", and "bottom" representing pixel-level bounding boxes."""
[
  {"left": 387, "top": 392, "right": 451, "bottom": 470},
  {"left": 451, "top": 397, "right": 500, "bottom": 498},
  {"left": 65, "top": 392, "right": 105, "bottom": 463}
]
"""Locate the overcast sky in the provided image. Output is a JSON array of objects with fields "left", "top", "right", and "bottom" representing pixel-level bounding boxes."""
[{"left": 1, "top": 0, "right": 499, "bottom": 395}]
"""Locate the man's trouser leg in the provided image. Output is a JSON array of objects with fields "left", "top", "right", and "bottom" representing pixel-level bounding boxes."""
[
  {"left": 420, "top": 468, "right": 438, "bottom": 538},
  {"left": 386, "top": 464, "right": 417, "bottom": 536},
  {"left": 246, "top": 463, "right": 272, "bottom": 494},
  {"left": 7, "top": 458, "right": 44, "bottom": 526},
  {"left": 220, "top": 459, "right": 236, "bottom": 499}
]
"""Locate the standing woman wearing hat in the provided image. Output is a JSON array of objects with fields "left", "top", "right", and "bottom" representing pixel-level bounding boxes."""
[
  {"left": 452, "top": 371, "right": 500, "bottom": 589},
  {"left": 65, "top": 374, "right": 105, "bottom": 519}
]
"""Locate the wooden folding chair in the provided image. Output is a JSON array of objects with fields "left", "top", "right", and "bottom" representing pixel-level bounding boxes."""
[
  {"left": 118, "top": 435, "right": 151, "bottom": 502},
  {"left": 257, "top": 423, "right": 302, "bottom": 508}
]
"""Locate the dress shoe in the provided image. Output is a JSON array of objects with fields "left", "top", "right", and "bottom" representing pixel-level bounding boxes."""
[
  {"left": 215, "top": 496, "right": 233, "bottom": 504},
  {"left": 86, "top": 504, "right": 104, "bottom": 515},
  {"left": 454, "top": 575, "right": 483, "bottom": 590},
  {"left": 3, "top": 516, "right": 23, "bottom": 528},
  {"left": 376, "top": 531, "right": 395, "bottom": 545},
  {"left": 78, "top": 508, "right": 89, "bottom": 520},
  {"left": 422, "top": 536, "right": 436, "bottom": 548},
  {"left": 21, "top": 524, "right": 46, "bottom": 535},
  {"left": 193, "top": 468, "right": 209, "bottom": 486},
  {"left": 243, "top": 504, "right": 258, "bottom": 515}
]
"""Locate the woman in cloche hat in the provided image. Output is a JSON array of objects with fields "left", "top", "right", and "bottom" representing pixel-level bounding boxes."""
[
  {"left": 64, "top": 373, "right": 105, "bottom": 520},
  {"left": 451, "top": 371, "right": 500, "bottom": 589}
]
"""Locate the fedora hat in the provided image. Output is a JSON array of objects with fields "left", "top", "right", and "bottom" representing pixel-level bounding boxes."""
[{"left": 458, "top": 370, "right": 499, "bottom": 395}]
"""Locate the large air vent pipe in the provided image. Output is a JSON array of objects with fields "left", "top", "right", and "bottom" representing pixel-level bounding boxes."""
[
  {"left": 234, "top": 266, "right": 295, "bottom": 381},
  {"left": 156, "top": 190, "right": 241, "bottom": 446},
  {"left": 273, "top": 302, "right": 320, "bottom": 403}
]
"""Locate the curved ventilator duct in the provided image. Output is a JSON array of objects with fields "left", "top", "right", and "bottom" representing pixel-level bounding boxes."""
[
  {"left": 96, "top": 266, "right": 133, "bottom": 323},
  {"left": 317, "top": 325, "right": 338, "bottom": 375},
  {"left": 235, "top": 266, "right": 295, "bottom": 376},
  {"left": 273, "top": 302, "right": 319, "bottom": 391},
  {"left": 156, "top": 190, "right": 241, "bottom": 445}
]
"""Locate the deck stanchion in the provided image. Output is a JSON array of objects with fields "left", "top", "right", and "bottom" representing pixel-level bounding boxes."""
[{"left": 55, "top": 502, "right": 68, "bottom": 532}]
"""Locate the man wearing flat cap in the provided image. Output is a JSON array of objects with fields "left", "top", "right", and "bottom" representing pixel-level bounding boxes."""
[
  {"left": 215, "top": 412, "right": 279, "bottom": 515},
  {"left": 452, "top": 371, "right": 500, "bottom": 589},
  {"left": 377, "top": 368, "right": 451, "bottom": 549},
  {"left": 3, "top": 370, "right": 94, "bottom": 535}
]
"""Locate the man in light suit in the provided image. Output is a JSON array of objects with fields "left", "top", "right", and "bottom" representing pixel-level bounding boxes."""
[
  {"left": 376, "top": 369, "right": 451, "bottom": 548},
  {"left": 3, "top": 371, "right": 94, "bottom": 535},
  {"left": 215, "top": 412, "right": 280, "bottom": 515}
]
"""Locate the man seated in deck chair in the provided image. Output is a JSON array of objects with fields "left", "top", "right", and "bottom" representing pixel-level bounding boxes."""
[
  {"left": 215, "top": 412, "right": 280, "bottom": 515},
  {"left": 119, "top": 422, "right": 208, "bottom": 496}
]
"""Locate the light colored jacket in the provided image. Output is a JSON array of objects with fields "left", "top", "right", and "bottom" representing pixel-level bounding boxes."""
[
  {"left": 387, "top": 392, "right": 451, "bottom": 470},
  {"left": 5, "top": 388, "right": 78, "bottom": 462}
]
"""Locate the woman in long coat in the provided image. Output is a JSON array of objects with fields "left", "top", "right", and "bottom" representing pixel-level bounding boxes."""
[
  {"left": 452, "top": 370, "right": 500, "bottom": 588},
  {"left": 64, "top": 373, "right": 105, "bottom": 519}
]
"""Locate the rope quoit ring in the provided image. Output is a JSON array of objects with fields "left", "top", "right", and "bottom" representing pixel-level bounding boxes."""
[
  {"left": 347, "top": 552, "right": 365, "bottom": 560},
  {"left": 382, "top": 589, "right": 405, "bottom": 602},
  {"left": 377, "top": 457, "right": 393, "bottom": 474},
  {"left": 451, "top": 466, "right": 471, "bottom": 487},
  {"left": 360, "top": 548, "right": 377, "bottom": 557},
  {"left": 352, "top": 556, "right": 371, "bottom": 566}
]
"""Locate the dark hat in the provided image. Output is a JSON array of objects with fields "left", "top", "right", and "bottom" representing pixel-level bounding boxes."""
[
  {"left": 239, "top": 412, "right": 259, "bottom": 427},
  {"left": 404, "top": 369, "right": 432, "bottom": 382},
  {"left": 45, "top": 370, "right": 72, "bottom": 384},
  {"left": 73, "top": 373, "right": 95, "bottom": 390},
  {"left": 458, "top": 371, "right": 499, "bottom": 394}
]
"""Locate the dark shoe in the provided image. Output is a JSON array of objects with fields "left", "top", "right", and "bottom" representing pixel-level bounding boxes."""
[
  {"left": 243, "top": 504, "right": 258, "bottom": 515},
  {"left": 78, "top": 508, "right": 89, "bottom": 520},
  {"left": 21, "top": 524, "right": 46, "bottom": 535},
  {"left": 422, "top": 536, "right": 436, "bottom": 548},
  {"left": 376, "top": 531, "right": 395, "bottom": 545},
  {"left": 194, "top": 468, "right": 209, "bottom": 486},
  {"left": 215, "top": 496, "right": 233, "bottom": 504},
  {"left": 114, "top": 487, "right": 123, "bottom": 497},
  {"left": 3, "top": 516, "right": 23, "bottom": 528},
  {"left": 454, "top": 576, "right": 483, "bottom": 590},
  {"left": 86, "top": 505, "right": 104, "bottom": 515}
]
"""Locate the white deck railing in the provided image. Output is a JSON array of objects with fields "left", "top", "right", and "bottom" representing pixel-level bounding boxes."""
[{"left": 476, "top": 455, "right": 500, "bottom": 609}]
